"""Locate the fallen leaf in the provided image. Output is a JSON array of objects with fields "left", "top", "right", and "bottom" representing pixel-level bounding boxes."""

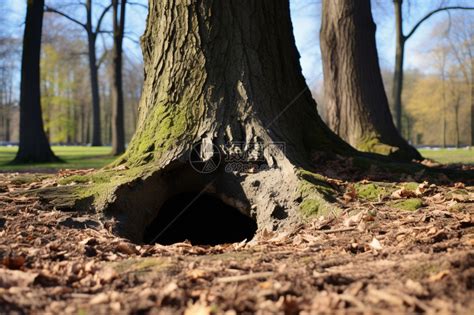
[
  {"left": 98, "top": 267, "right": 118, "bottom": 283},
  {"left": 0, "top": 269, "right": 38, "bottom": 288},
  {"left": 454, "top": 182, "right": 465, "bottom": 189},
  {"left": 116, "top": 242, "right": 138, "bottom": 255},
  {"left": 429, "top": 270, "right": 450, "bottom": 282},
  {"left": 343, "top": 211, "right": 364, "bottom": 227},
  {"left": 186, "top": 269, "right": 209, "bottom": 280},
  {"left": 1, "top": 255, "right": 25, "bottom": 270},
  {"left": 343, "top": 185, "right": 357, "bottom": 202},
  {"left": 369, "top": 237, "right": 383, "bottom": 250},
  {"left": 391, "top": 188, "right": 416, "bottom": 199},
  {"left": 89, "top": 292, "right": 109, "bottom": 305},
  {"left": 415, "top": 181, "right": 430, "bottom": 196},
  {"left": 184, "top": 301, "right": 212, "bottom": 315}
]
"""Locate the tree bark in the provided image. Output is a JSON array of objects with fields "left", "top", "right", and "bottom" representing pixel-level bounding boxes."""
[
  {"left": 79, "top": 0, "right": 356, "bottom": 242},
  {"left": 471, "top": 59, "right": 474, "bottom": 146},
  {"left": 14, "top": 0, "right": 59, "bottom": 163},
  {"left": 86, "top": 0, "right": 102, "bottom": 147},
  {"left": 393, "top": 0, "right": 404, "bottom": 132},
  {"left": 320, "top": 0, "right": 421, "bottom": 161},
  {"left": 111, "top": 0, "right": 126, "bottom": 155}
]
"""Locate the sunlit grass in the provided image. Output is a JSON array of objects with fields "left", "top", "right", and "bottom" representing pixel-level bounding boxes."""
[
  {"left": 0, "top": 146, "right": 115, "bottom": 172},
  {"left": 419, "top": 147, "right": 474, "bottom": 165}
]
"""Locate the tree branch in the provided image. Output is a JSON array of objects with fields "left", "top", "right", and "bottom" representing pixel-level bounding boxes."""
[
  {"left": 405, "top": 6, "right": 474, "bottom": 40},
  {"left": 94, "top": 4, "right": 113, "bottom": 36},
  {"left": 44, "top": 6, "right": 87, "bottom": 31},
  {"left": 97, "top": 50, "right": 110, "bottom": 69},
  {"left": 127, "top": 1, "right": 148, "bottom": 9}
]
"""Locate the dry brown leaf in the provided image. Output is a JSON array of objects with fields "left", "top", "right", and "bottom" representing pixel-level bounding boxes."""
[
  {"left": 429, "top": 270, "right": 450, "bottom": 282},
  {"left": 343, "top": 211, "right": 364, "bottom": 227},
  {"left": 1, "top": 255, "right": 25, "bottom": 270},
  {"left": 184, "top": 301, "right": 212, "bottom": 315},
  {"left": 186, "top": 269, "right": 209, "bottom": 279},
  {"left": 369, "top": 238, "right": 382, "bottom": 251},
  {"left": 116, "top": 242, "right": 138, "bottom": 255},
  {"left": 98, "top": 267, "right": 118, "bottom": 283},
  {"left": 454, "top": 182, "right": 465, "bottom": 189},
  {"left": 343, "top": 185, "right": 357, "bottom": 202},
  {"left": 391, "top": 188, "right": 416, "bottom": 199},
  {"left": 415, "top": 181, "right": 430, "bottom": 196},
  {"left": 0, "top": 269, "right": 38, "bottom": 288}
]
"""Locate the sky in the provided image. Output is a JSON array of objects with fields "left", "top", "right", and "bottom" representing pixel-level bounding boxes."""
[{"left": 2, "top": 0, "right": 473, "bottom": 87}]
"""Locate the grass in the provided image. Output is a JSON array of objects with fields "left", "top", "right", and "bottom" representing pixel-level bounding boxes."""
[
  {"left": 0, "top": 146, "right": 115, "bottom": 172},
  {"left": 419, "top": 147, "right": 474, "bottom": 165}
]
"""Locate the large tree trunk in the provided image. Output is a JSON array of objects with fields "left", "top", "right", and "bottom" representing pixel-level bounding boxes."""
[
  {"left": 78, "top": 0, "right": 355, "bottom": 242},
  {"left": 14, "top": 0, "right": 58, "bottom": 163},
  {"left": 320, "top": 0, "right": 421, "bottom": 161},
  {"left": 111, "top": 0, "right": 126, "bottom": 155}
]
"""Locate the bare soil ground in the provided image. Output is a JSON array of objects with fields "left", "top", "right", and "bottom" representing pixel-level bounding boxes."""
[{"left": 0, "top": 170, "right": 473, "bottom": 314}]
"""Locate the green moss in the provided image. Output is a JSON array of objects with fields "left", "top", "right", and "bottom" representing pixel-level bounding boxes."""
[
  {"left": 357, "top": 137, "right": 395, "bottom": 156},
  {"left": 121, "top": 97, "right": 193, "bottom": 167},
  {"left": 296, "top": 169, "right": 339, "bottom": 217},
  {"left": 10, "top": 174, "right": 52, "bottom": 185},
  {"left": 73, "top": 167, "right": 151, "bottom": 209},
  {"left": 402, "top": 182, "right": 419, "bottom": 191},
  {"left": 390, "top": 198, "right": 423, "bottom": 211},
  {"left": 57, "top": 172, "right": 112, "bottom": 185},
  {"left": 354, "top": 183, "right": 391, "bottom": 201},
  {"left": 299, "top": 198, "right": 323, "bottom": 217}
]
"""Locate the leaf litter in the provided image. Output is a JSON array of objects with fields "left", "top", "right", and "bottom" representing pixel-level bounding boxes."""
[{"left": 0, "top": 171, "right": 473, "bottom": 314}]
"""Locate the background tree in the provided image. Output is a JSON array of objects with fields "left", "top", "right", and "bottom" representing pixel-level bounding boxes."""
[
  {"left": 446, "top": 13, "right": 473, "bottom": 145},
  {"left": 111, "top": 0, "right": 126, "bottom": 155},
  {"left": 320, "top": 0, "right": 421, "bottom": 161},
  {"left": 14, "top": 0, "right": 58, "bottom": 163},
  {"left": 391, "top": 0, "right": 474, "bottom": 133},
  {"left": 46, "top": 0, "right": 113, "bottom": 146}
]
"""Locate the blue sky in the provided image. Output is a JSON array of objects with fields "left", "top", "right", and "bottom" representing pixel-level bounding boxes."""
[{"left": 3, "top": 0, "right": 473, "bottom": 86}]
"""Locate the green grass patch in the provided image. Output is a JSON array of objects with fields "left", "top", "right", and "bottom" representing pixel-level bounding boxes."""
[
  {"left": 0, "top": 146, "right": 115, "bottom": 171},
  {"left": 419, "top": 148, "right": 474, "bottom": 165}
]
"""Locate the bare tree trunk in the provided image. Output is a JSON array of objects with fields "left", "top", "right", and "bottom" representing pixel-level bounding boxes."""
[
  {"left": 111, "top": 0, "right": 126, "bottom": 155},
  {"left": 393, "top": 0, "right": 404, "bottom": 132},
  {"left": 320, "top": 0, "right": 421, "bottom": 161},
  {"left": 454, "top": 95, "right": 460, "bottom": 148},
  {"left": 471, "top": 59, "right": 474, "bottom": 146},
  {"left": 14, "top": 0, "right": 59, "bottom": 163},
  {"left": 86, "top": 0, "right": 102, "bottom": 147},
  {"left": 442, "top": 78, "right": 446, "bottom": 148}
]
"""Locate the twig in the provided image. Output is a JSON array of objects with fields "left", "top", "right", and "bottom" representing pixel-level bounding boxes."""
[
  {"left": 321, "top": 227, "right": 356, "bottom": 234},
  {"left": 216, "top": 272, "right": 273, "bottom": 283}
]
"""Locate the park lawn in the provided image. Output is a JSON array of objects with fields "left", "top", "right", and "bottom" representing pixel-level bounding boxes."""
[
  {"left": 419, "top": 147, "right": 474, "bottom": 165},
  {"left": 0, "top": 146, "right": 115, "bottom": 172}
]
